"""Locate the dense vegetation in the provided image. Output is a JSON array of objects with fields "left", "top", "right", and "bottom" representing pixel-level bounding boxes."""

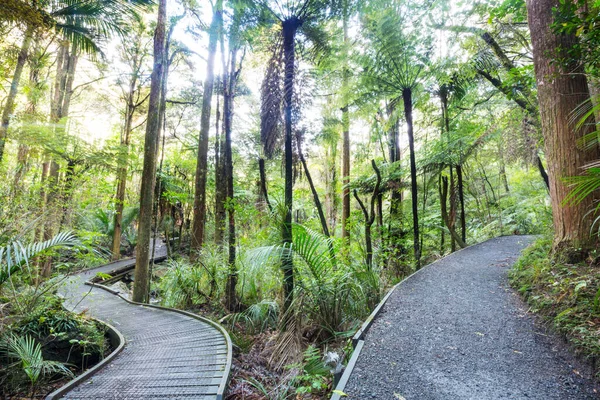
[{"left": 0, "top": 0, "right": 598, "bottom": 398}]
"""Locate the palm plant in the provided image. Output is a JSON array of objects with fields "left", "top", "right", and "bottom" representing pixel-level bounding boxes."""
[
  {"left": 248, "top": 224, "right": 368, "bottom": 337},
  {"left": 1, "top": 333, "right": 73, "bottom": 396},
  {"left": 0, "top": 0, "right": 153, "bottom": 163},
  {"left": 0, "top": 231, "right": 78, "bottom": 286}
]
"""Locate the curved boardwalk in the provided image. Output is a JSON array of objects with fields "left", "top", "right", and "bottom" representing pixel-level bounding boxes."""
[
  {"left": 52, "top": 245, "right": 231, "bottom": 399},
  {"left": 343, "top": 236, "right": 599, "bottom": 400}
]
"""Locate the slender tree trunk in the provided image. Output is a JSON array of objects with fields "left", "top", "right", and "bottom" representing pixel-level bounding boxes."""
[
  {"left": 341, "top": 1, "right": 351, "bottom": 241},
  {"left": 191, "top": 0, "right": 222, "bottom": 255},
  {"left": 258, "top": 157, "right": 272, "bottom": 212},
  {"left": 403, "top": 88, "right": 421, "bottom": 267},
  {"left": 440, "top": 176, "right": 467, "bottom": 248},
  {"left": 449, "top": 167, "right": 456, "bottom": 252},
  {"left": 281, "top": 17, "right": 301, "bottom": 313},
  {"left": 456, "top": 164, "right": 466, "bottom": 243},
  {"left": 41, "top": 161, "right": 59, "bottom": 278},
  {"left": 498, "top": 139, "right": 510, "bottom": 193},
  {"left": 0, "top": 27, "right": 33, "bottom": 164},
  {"left": 325, "top": 143, "right": 338, "bottom": 234},
  {"left": 224, "top": 45, "right": 240, "bottom": 311},
  {"left": 527, "top": 0, "right": 599, "bottom": 256},
  {"left": 353, "top": 161, "right": 381, "bottom": 270},
  {"left": 297, "top": 139, "right": 330, "bottom": 237},
  {"left": 112, "top": 106, "right": 134, "bottom": 260},
  {"left": 12, "top": 36, "right": 41, "bottom": 195},
  {"left": 132, "top": 0, "right": 166, "bottom": 303},
  {"left": 214, "top": 93, "right": 226, "bottom": 245}
]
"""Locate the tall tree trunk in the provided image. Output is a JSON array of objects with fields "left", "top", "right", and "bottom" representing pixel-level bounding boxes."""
[
  {"left": 132, "top": 0, "right": 166, "bottom": 303},
  {"left": 191, "top": 0, "right": 222, "bottom": 255},
  {"left": 0, "top": 27, "right": 33, "bottom": 164},
  {"left": 258, "top": 157, "right": 273, "bottom": 212},
  {"left": 449, "top": 167, "right": 456, "bottom": 252},
  {"left": 353, "top": 160, "right": 381, "bottom": 271},
  {"left": 224, "top": 44, "right": 240, "bottom": 312},
  {"left": 403, "top": 88, "right": 421, "bottom": 267},
  {"left": 341, "top": 0, "right": 351, "bottom": 241},
  {"left": 387, "top": 104, "right": 405, "bottom": 267},
  {"left": 214, "top": 93, "right": 226, "bottom": 245},
  {"left": 440, "top": 176, "right": 467, "bottom": 248},
  {"left": 297, "top": 139, "right": 330, "bottom": 237},
  {"left": 111, "top": 35, "right": 146, "bottom": 260},
  {"left": 41, "top": 161, "right": 59, "bottom": 278},
  {"left": 281, "top": 17, "right": 301, "bottom": 313},
  {"left": 112, "top": 98, "right": 135, "bottom": 259},
  {"left": 12, "top": 36, "right": 41, "bottom": 195},
  {"left": 456, "top": 163, "right": 466, "bottom": 243},
  {"left": 527, "top": 0, "right": 599, "bottom": 256}
]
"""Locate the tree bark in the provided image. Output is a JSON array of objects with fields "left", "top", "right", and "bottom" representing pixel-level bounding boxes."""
[
  {"left": 0, "top": 26, "right": 33, "bottom": 164},
  {"left": 353, "top": 160, "right": 381, "bottom": 270},
  {"left": 281, "top": 17, "right": 301, "bottom": 313},
  {"left": 341, "top": 0, "right": 351, "bottom": 240},
  {"left": 403, "top": 88, "right": 421, "bottom": 267},
  {"left": 132, "top": 0, "right": 166, "bottom": 303},
  {"left": 297, "top": 138, "right": 330, "bottom": 237},
  {"left": 527, "top": 0, "right": 599, "bottom": 255},
  {"left": 258, "top": 157, "right": 272, "bottom": 212},
  {"left": 223, "top": 42, "right": 240, "bottom": 311},
  {"left": 456, "top": 163, "right": 466, "bottom": 243},
  {"left": 214, "top": 92, "right": 226, "bottom": 245},
  {"left": 440, "top": 176, "right": 467, "bottom": 248},
  {"left": 191, "top": 0, "right": 222, "bottom": 255}
]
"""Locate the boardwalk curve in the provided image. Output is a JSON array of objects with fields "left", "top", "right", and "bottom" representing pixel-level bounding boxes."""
[
  {"left": 335, "top": 236, "right": 598, "bottom": 400},
  {"left": 48, "top": 244, "right": 232, "bottom": 400}
]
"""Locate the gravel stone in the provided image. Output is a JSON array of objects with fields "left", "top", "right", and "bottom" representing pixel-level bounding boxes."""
[{"left": 343, "top": 236, "right": 599, "bottom": 400}]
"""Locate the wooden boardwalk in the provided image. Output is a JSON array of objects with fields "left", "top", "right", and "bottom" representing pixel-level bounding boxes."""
[{"left": 50, "top": 244, "right": 231, "bottom": 399}]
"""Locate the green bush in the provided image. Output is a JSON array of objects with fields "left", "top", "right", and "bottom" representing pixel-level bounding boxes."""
[{"left": 510, "top": 237, "right": 600, "bottom": 371}]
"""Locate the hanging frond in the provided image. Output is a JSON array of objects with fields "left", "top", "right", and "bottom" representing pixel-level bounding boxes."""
[
  {"left": 0, "top": 231, "right": 79, "bottom": 285},
  {"left": 260, "top": 39, "right": 284, "bottom": 158}
]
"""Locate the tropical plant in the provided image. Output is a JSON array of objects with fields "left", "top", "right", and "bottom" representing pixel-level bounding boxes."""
[
  {"left": 1, "top": 333, "right": 73, "bottom": 395},
  {"left": 0, "top": 231, "right": 78, "bottom": 286}
]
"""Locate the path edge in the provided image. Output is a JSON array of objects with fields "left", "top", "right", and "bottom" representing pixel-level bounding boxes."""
[
  {"left": 45, "top": 318, "right": 125, "bottom": 400},
  {"left": 87, "top": 280, "right": 233, "bottom": 400},
  {"left": 331, "top": 240, "right": 478, "bottom": 399}
]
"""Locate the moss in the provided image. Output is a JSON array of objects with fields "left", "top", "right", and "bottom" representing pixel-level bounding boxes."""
[{"left": 510, "top": 237, "right": 600, "bottom": 374}]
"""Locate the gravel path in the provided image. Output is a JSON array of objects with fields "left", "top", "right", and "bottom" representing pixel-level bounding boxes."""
[
  {"left": 51, "top": 243, "right": 231, "bottom": 399},
  {"left": 343, "top": 236, "right": 599, "bottom": 400}
]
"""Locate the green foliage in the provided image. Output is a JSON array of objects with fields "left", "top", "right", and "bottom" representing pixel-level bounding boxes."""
[
  {"left": 158, "top": 254, "right": 224, "bottom": 309},
  {"left": 229, "top": 299, "right": 279, "bottom": 334},
  {"left": 1, "top": 333, "right": 73, "bottom": 393},
  {"left": 510, "top": 238, "right": 600, "bottom": 370},
  {"left": 0, "top": 231, "right": 79, "bottom": 286},
  {"left": 289, "top": 345, "right": 331, "bottom": 396}
]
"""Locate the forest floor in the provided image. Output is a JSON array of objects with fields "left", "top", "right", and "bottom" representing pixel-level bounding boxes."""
[{"left": 343, "top": 235, "right": 599, "bottom": 399}]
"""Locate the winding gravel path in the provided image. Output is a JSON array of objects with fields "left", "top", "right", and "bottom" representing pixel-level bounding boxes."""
[
  {"left": 343, "top": 236, "right": 599, "bottom": 399},
  {"left": 50, "top": 244, "right": 231, "bottom": 399}
]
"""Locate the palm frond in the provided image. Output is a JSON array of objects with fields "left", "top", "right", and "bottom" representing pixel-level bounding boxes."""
[{"left": 0, "top": 231, "right": 79, "bottom": 285}]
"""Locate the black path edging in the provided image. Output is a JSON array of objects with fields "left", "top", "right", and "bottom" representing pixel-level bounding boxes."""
[
  {"left": 331, "top": 239, "right": 478, "bottom": 399},
  {"left": 46, "top": 319, "right": 125, "bottom": 400}
]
